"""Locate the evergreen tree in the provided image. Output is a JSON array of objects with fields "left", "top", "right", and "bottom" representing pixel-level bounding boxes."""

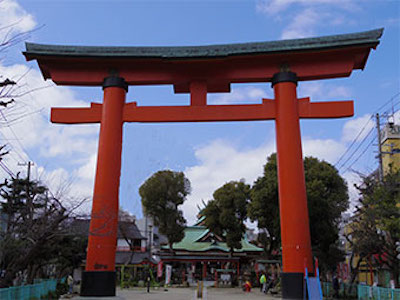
[
  {"left": 139, "top": 170, "right": 190, "bottom": 251},
  {"left": 248, "top": 153, "right": 349, "bottom": 272},
  {"left": 202, "top": 180, "right": 250, "bottom": 252}
]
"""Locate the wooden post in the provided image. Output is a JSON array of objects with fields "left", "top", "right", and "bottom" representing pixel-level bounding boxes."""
[
  {"left": 273, "top": 72, "right": 313, "bottom": 299},
  {"left": 81, "top": 77, "right": 127, "bottom": 297}
]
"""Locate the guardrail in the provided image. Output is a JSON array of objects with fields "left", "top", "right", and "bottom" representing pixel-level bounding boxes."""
[
  {"left": 358, "top": 285, "right": 400, "bottom": 300},
  {"left": 0, "top": 278, "right": 59, "bottom": 300},
  {"left": 322, "top": 282, "right": 358, "bottom": 298}
]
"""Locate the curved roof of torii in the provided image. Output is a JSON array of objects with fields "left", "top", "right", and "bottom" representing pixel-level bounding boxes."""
[{"left": 23, "top": 28, "right": 383, "bottom": 92}]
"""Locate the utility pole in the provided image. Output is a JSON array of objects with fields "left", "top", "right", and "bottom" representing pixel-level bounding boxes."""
[
  {"left": 18, "top": 161, "right": 34, "bottom": 181},
  {"left": 376, "top": 113, "right": 383, "bottom": 181},
  {"left": 18, "top": 161, "right": 34, "bottom": 220}
]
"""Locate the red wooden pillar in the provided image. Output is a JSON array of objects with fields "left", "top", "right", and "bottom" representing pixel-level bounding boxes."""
[
  {"left": 273, "top": 72, "right": 313, "bottom": 299},
  {"left": 81, "top": 77, "right": 128, "bottom": 297},
  {"left": 236, "top": 262, "right": 240, "bottom": 277},
  {"left": 203, "top": 262, "right": 207, "bottom": 280}
]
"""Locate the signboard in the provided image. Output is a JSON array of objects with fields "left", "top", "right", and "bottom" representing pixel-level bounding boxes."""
[
  {"left": 157, "top": 261, "right": 163, "bottom": 278},
  {"left": 221, "top": 274, "right": 231, "bottom": 282},
  {"left": 165, "top": 264, "right": 172, "bottom": 285}
]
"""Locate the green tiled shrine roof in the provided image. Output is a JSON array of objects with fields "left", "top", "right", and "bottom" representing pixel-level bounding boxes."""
[
  {"left": 162, "top": 225, "right": 263, "bottom": 253},
  {"left": 24, "top": 28, "right": 382, "bottom": 60}
]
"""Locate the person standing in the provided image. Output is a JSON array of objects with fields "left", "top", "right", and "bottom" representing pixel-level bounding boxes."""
[
  {"left": 146, "top": 274, "right": 151, "bottom": 293},
  {"left": 67, "top": 274, "right": 73, "bottom": 294},
  {"left": 333, "top": 274, "right": 339, "bottom": 298},
  {"left": 260, "top": 272, "right": 267, "bottom": 293}
]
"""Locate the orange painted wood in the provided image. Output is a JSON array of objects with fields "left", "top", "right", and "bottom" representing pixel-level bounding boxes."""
[
  {"left": 123, "top": 100, "right": 276, "bottom": 122},
  {"left": 50, "top": 97, "right": 353, "bottom": 124},
  {"left": 298, "top": 98, "right": 354, "bottom": 119},
  {"left": 85, "top": 86, "right": 126, "bottom": 272},
  {"left": 190, "top": 81, "right": 207, "bottom": 106},
  {"left": 274, "top": 81, "right": 313, "bottom": 274},
  {"left": 37, "top": 47, "right": 366, "bottom": 89},
  {"left": 51, "top": 102, "right": 102, "bottom": 124}
]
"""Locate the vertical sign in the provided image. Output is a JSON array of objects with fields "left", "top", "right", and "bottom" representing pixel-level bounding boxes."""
[
  {"left": 165, "top": 264, "right": 172, "bottom": 285},
  {"left": 157, "top": 261, "right": 163, "bottom": 278}
]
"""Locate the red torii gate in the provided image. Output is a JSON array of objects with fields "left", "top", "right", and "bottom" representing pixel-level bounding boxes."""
[{"left": 24, "top": 28, "right": 382, "bottom": 299}]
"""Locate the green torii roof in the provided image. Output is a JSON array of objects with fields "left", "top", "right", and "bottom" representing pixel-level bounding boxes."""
[
  {"left": 162, "top": 225, "right": 263, "bottom": 253},
  {"left": 24, "top": 28, "right": 383, "bottom": 60}
]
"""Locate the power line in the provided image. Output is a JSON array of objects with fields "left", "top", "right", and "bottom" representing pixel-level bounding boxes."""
[
  {"left": 334, "top": 115, "right": 373, "bottom": 167},
  {"left": 0, "top": 109, "right": 31, "bottom": 163},
  {"left": 338, "top": 126, "right": 375, "bottom": 171},
  {"left": 343, "top": 135, "right": 376, "bottom": 174},
  {"left": 335, "top": 92, "right": 400, "bottom": 171},
  {"left": 341, "top": 106, "right": 400, "bottom": 174},
  {"left": 374, "top": 91, "right": 400, "bottom": 115},
  {"left": 0, "top": 160, "right": 15, "bottom": 177}
]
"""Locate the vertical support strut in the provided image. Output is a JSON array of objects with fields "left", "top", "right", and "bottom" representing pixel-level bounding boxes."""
[
  {"left": 273, "top": 72, "right": 313, "bottom": 299},
  {"left": 81, "top": 77, "right": 128, "bottom": 297}
]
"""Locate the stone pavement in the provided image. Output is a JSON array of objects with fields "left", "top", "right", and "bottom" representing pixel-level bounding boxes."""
[{"left": 71, "top": 287, "right": 281, "bottom": 300}]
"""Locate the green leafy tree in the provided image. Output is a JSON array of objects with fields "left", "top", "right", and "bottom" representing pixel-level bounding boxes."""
[
  {"left": 139, "top": 170, "right": 190, "bottom": 251},
  {"left": 248, "top": 154, "right": 280, "bottom": 256},
  {"left": 202, "top": 180, "right": 250, "bottom": 252},
  {"left": 348, "top": 168, "right": 400, "bottom": 287},
  {"left": 248, "top": 153, "right": 349, "bottom": 272}
]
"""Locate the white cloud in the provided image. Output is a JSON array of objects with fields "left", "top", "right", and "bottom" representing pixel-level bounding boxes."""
[
  {"left": 183, "top": 139, "right": 275, "bottom": 225},
  {"left": 36, "top": 165, "right": 93, "bottom": 214},
  {"left": 0, "top": 64, "right": 98, "bottom": 155},
  {"left": 257, "top": 0, "right": 357, "bottom": 15},
  {"left": 281, "top": 8, "right": 320, "bottom": 39},
  {"left": 209, "top": 86, "right": 270, "bottom": 105},
  {"left": 0, "top": 0, "right": 36, "bottom": 42},
  {"left": 341, "top": 171, "right": 362, "bottom": 213},
  {"left": 182, "top": 130, "right": 348, "bottom": 225},
  {"left": 181, "top": 102, "right": 373, "bottom": 224},
  {"left": 341, "top": 114, "right": 374, "bottom": 143},
  {"left": 256, "top": 0, "right": 359, "bottom": 40},
  {"left": 0, "top": 62, "right": 98, "bottom": 210},
  {"left": 302, "top": 138, "right": 346, "bottom": 164},
  {"left": 299, "top": 81, "right": 352, "bottom": 100},
  {"left": 76, "top": 153, "right": 97, "bottom": 181}
]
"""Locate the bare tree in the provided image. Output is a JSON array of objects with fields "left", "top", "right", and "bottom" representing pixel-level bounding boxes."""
[{"left": 0, "top": 175, "right": 87, "bottom": 287}]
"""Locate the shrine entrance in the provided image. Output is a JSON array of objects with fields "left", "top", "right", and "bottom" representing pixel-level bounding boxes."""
[{"left": 24, "top": 28, "right": 382, "bottom": 299}]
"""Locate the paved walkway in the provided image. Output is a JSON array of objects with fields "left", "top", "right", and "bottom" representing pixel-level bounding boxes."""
[{"left": 71, "top": 287, "right": 281, "bottom": 300}]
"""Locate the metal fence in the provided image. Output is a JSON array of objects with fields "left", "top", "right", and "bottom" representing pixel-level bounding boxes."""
[
  {"left": 358, "top": 285, "right": 400, "bottom": 300},
  {"left": 0, "top": 278, "right": 59, "bottom": 300},
  {"left": 322, "top": 281, "right": 358, "bottom": 298}
]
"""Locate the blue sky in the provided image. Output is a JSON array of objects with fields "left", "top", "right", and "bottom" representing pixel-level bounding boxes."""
[{"left": 0, "top": 0, "right": 399, "bottom": 225}]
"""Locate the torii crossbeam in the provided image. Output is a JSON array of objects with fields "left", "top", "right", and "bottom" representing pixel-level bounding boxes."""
[{"left": 24, "top": 28, "right": 382, "bottom": 299}]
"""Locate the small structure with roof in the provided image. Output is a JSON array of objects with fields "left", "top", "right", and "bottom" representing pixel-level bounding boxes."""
[{"left": 160, "top": 217, "right": 263, "bottom": 286}]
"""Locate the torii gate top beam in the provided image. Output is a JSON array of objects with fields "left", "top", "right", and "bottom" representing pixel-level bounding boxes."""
[{"left": 24, "top": 29, "right": 382, "bottom": 93}]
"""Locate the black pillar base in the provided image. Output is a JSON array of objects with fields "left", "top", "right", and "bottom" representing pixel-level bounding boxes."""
[
  {"left": 80, "top": 271, "right": 116, "bottom": 297},
  {"left": 281, "top": 272, "right": 304, "bottom": 300}
]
